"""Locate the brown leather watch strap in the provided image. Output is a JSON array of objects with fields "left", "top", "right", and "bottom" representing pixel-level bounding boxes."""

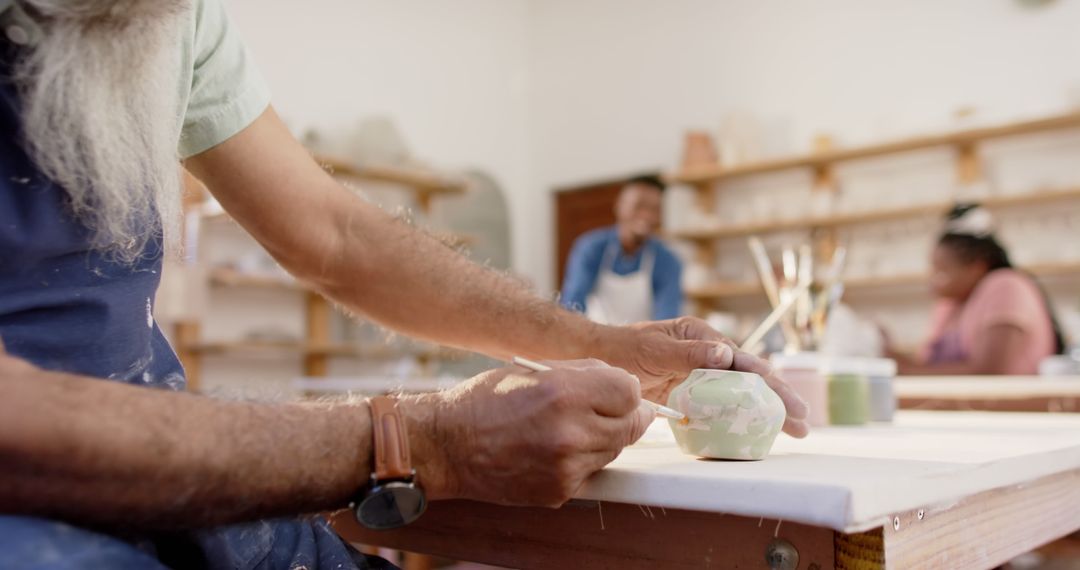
[{"left": 369, "top": 395, "right": 413, "bottom": 480}]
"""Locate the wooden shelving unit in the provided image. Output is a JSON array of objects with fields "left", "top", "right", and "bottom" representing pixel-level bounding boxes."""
[
  {"left": 670, "top": 186, "right": 1080, "bottom": 242},
  {"left": 175, "top": 157, "right": 471, "bottom": 391},
  {"left": 687, "top": 261, "right": 1080, "bottom": 302},
  {"left": 315, "top": 154, "right": 466, "bottom": 211},
  {"left": 666, "top": 112, "right": 1080, "bottom": 314},
  {"left": 207, "top": 267, "right": 303, "bottom": 291},
  {"left": 672, "top": 112, "right": 1080, "bottom": 186}
]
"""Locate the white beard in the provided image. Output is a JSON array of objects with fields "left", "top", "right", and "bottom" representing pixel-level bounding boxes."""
[{"left": 15, "top": 0, "right": 192, "bottom": 262}]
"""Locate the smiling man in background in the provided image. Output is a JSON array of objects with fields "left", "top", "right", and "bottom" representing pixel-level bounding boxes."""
[
  {"left": 0, "top": 1, "right": 807, "bottom": 568},
  {"left": 561, "top": 175, "right": 684, "bottom": 325}
]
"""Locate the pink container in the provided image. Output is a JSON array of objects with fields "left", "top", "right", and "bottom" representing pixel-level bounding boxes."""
[{"left": 771, "top": 352, "right": 829, "bottom": 427}]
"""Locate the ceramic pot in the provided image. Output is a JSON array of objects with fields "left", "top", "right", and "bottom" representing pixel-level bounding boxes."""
[
  {"left": 666, "top": 369, "right": 786, "bottom": 460},
  {"left": 681, "top": 131, "right": 719, "bottom": 171}
]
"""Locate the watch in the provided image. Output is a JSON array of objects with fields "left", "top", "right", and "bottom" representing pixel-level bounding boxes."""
[{"left": 352, "top": 395, "right": 427, "bottom": 530}]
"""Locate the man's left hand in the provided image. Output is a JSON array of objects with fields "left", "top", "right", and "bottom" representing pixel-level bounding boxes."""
[{"left": 599, "top": 317, "right": 810, "bottom": 438}]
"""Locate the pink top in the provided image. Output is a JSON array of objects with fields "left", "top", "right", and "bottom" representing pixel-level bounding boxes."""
[{"left": 920, "top": 269, "right": 1056, "bottom": 375}]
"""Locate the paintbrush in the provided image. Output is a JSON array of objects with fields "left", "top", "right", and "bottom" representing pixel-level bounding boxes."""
[
  {"left": 748, "top": 237, "right": 781, "bottom": 308},
  {"left": 779, "top": 246, "right": 801, "bottom": 352},
  {"left": 511, "top": 356, "right": 686, "bottom": 421},
  {"left": 748, "top": 237, "right": 801, "bottom": 349},
  {"left": 739, "top": 279, "right": 811, "bottom": 353},
  {"left": 810, "top": 246, "right": 848, "bottom": 345},
  {"left": 795, "top": 244, "right": 814, "bottom": 332}
]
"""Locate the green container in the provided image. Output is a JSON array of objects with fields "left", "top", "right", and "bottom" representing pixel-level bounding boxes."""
[{"left": 828, "top": 373, "right": 869, "bottom": 425}]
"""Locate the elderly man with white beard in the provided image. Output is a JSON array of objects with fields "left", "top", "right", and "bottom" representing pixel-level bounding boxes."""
[{"left": 0, "top": 0, "right": 809, "bottom": 568}]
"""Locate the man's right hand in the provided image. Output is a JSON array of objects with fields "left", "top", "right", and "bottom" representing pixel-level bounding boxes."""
[{"left": 401, "top": 360, "right": 653, "bottom": 508}]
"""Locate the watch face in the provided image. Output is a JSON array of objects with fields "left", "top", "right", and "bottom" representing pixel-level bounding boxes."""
[{"left": 356, "top": 481, "right": 427, "bottom": 530}]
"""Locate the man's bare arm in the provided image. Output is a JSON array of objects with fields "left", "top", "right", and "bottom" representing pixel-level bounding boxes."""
[
  {"left": 185, "top": 107, "right": 607, "bottom": 365},
  {"left": 1, "top": 352, "right": 654, "bottom": 529},
  {"left": 0, "top": 354, "right": 395, "bottom": 530}
]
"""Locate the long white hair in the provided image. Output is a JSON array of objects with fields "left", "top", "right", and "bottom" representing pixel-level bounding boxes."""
[{"left": 15, "top": 0, "right": 191, "bottom": 261}]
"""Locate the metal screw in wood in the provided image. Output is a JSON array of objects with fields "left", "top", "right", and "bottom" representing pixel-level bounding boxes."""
[
  {"left": 893, "top": 516, "right": 901, "bottom": 530},
  {"left": 917, "top": 509, "right": 925, "bottom": 520},
  {"left": 765, "top": 538, "right": 799, "bottom": 570}
]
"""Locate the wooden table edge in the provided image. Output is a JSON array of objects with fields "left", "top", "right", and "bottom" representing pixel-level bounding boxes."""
[{"left": 330, "top": 468, "right": 1080, "bottom": 569}]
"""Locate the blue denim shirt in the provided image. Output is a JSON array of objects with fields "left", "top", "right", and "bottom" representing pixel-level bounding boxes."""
[{"left": 560, "top": 226, "right": 684, "bottom": 320}]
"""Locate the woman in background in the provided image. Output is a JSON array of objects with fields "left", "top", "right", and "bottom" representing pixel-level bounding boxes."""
[{"left": 888, "top": 204, "right": 1065, "bottom": 375}]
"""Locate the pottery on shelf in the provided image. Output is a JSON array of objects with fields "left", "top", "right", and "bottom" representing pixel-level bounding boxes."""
[
  {"left": 680, "top": 130, "right": 719, "bottom": 171},
  {"left": 666, "top": 369, "right": 786, "bottom": 461}
]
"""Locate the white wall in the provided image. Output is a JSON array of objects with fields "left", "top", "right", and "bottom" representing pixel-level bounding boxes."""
[
  {"left": 224, "top": 0, "right": 540, "bottom": 284},
  {"left": 528, "top": 0, "right": 1080, "bottom": 184},
  {"left": 222, "top": 1, "right": 1080, "bottom": 348}
]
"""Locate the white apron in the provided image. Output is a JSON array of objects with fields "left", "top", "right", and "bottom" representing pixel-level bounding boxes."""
[{"left": 586, "top": 241, "right": 655, "bottom": 325}]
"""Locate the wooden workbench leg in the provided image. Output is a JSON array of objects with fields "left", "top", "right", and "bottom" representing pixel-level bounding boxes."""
[{"left": 835, "top": 528, "right": 885, "bottom": 570}]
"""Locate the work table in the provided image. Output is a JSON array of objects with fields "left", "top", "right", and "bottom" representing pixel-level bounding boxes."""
[
  {"left": 896, "top": 375, "right": 1080, "bottom": 412},
  {"left": 334, "top": 410, "right": 1080, "bottom": 569}
]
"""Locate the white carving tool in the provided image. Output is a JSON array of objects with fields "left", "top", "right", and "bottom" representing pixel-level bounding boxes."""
[{"left": 511, "top": 356, "right": 685, "bottom": 420}]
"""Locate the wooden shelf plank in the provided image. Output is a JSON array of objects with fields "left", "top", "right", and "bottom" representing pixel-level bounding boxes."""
[
  {"left": 687, "top": 261, "right": 1080, "bottom": 302},
  {"left": 200, "top": 214, "right": 476, "bottom": 252},
  {"left": 208, "top": 267, "right": 304, "bottom": 291},
  {"left": 684, "top": 281, "right": 763, "bottom": 300},
  {"left": 182, "top": 340, "right": 306, "bottom": 355},
  {"left": 669, "top": 186, "right": 1080, "bottom": 242},
  {"left": 315, "top": 154, "right": 466, "bottom": 196},
  {"left": 182, "top": 340, "right": 465, "bottom": 360},
  {"left": 979, "top": 186, "right": 1080, "bottom": 208},
  {"left": 672, "top": 112, "right": 1080, "bottom": 185}
]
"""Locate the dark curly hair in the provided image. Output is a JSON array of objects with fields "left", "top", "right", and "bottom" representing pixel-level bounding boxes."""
[
  {"left": 939, "top": 204, "right": 1065, "bottom": 354},
  {"left": 624, "top": 174, "right": 666, "bottom": 193}
]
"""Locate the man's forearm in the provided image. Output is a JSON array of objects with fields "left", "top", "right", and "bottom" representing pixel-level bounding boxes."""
[
  {"left": 314, "top": 196, "right": 617, "bottom": 362},
  {"left": 0, "top": 362, "right": 374, "bottom": 530}
]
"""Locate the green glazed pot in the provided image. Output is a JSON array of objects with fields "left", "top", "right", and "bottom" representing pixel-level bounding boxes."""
[{"left": 666, "top": 369, "right": 786, "bottom": 460}]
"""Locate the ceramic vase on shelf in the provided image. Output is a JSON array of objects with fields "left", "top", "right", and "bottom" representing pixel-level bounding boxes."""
[{"left": 681, "top": 131, "right": 719, "bottom": 173}]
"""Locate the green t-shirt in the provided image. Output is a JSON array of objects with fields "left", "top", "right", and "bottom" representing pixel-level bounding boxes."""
[{"left": 176, "top": 0, "right": 271, "bottom": 159}]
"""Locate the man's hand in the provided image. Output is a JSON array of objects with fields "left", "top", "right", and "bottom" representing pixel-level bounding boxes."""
[
  {"left": 400, "top": 360, "right": 653, "bottom": 508},
  {"left": 598, "top": 317, "right": 810, "bottom": 438}
]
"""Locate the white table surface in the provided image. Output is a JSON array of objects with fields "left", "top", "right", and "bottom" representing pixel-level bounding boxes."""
[
  {"left": 895, "top": 376, "right": 1080, "bottom": 399},
  {"left": 578, "top": 411, "right": 1080, "bottom": 533}
]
